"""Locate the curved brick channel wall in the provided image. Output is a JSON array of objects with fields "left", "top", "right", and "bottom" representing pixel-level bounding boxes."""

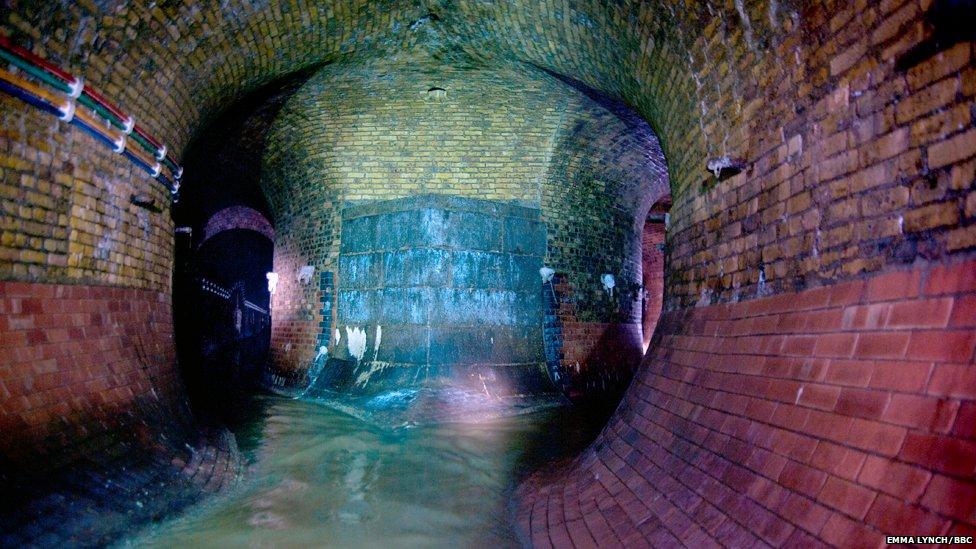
[
  {"left": 1, "top": 0, "right": 974, "bottom": 546},
  {"left": 518, "top": 260, "right": 976, "bottom": 546}
]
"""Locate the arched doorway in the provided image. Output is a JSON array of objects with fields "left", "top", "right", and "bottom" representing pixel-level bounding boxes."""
[{"left": 641, "top": 199, "right": 670, "bottom": 352}]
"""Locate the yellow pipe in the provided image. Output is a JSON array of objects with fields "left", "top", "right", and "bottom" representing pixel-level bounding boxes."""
[
  {"left": 0, "top": 66, "right": 68, "bottom": 109},
  {"left": 0, "top": 66, "right": 180, "bottom": 183}
]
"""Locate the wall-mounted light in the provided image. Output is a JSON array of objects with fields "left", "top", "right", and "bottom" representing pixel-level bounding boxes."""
[
  {"left": 266, "top": 272, "right": 279, "bottom": 295},
  {"left": 298, "top": 265, "right": 315, "bottom": 285},
  {"left": 426, "top": 86, "right": 446, "bottom": 99}
]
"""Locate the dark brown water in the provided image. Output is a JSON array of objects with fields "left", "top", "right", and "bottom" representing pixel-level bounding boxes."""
[{"left": 117, "top": 393, "right": 609, "bottom": 548}]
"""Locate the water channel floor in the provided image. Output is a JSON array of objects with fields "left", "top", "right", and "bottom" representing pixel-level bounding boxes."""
[{"left": 117, "top": 394, "right": 608, "bottom": 548}]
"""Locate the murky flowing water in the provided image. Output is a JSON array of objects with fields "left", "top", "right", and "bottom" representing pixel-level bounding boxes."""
[{"left": 118, "top": 394, "right": 609, "bottom": 548}]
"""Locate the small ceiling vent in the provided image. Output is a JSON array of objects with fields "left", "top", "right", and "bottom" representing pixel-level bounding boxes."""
[{"left": 426, "top": 86, "right": 446, "bottom": 99}]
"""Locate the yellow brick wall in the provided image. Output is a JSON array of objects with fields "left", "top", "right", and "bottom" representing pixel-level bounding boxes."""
[
  {"left": 0, "top": 97, "right": 173, "bottom": 288},
  {"left": 1, "top": 0, "right": 973, "bottom": 309}
]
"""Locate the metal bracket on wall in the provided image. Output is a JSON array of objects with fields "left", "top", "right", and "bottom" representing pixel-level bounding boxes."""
[{"left": 130, "top": 194, "right": 162, "bottom": 213}]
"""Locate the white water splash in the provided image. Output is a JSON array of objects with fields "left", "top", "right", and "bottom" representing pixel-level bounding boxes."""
[
  {"left": 300, "top": 346, "right": 330, "bottom": 398},
  {"left": 355, "top": 361, "right": 391, "bottom": 387}
]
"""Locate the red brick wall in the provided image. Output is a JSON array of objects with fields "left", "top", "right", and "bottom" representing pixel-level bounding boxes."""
[
  {"left": 547, "top": 276, "right": 644, "bottom": 400},
  {"left": 641, "top": 219, "right": 666, "bottom": 350},
  {"left": 200, "top": 205, "right": 274, "bottom": 246},
  {"left": 561, "top": 321, "right": 643, "bottom": 398},
  {"left": 518, "top": 258, "right": 976, "bottom": 546},
  {"left": 0, "top": 281, "right": 184, "bottom": 471}
]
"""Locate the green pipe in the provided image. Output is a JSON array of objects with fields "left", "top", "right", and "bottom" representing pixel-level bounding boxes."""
[
  {"left": 77, "top": 94, "right": 129, "bottom": 132},
  {"left": 0, "top": 49, "right": 69, "bottom": 93},
  {"left": 0, "top": 49, "right": 127, "bottom": 136},
  {"left": 130, "top": 131, "right": 155, "bottom": 153},
  {"left": 163, "top": 156, "right": 179, "bottom": 173},
  {"left": 1, "top": 44, "right": 181, "bottom": 181},
  {"left": 76, "top": 94, "right": 168, "bottom": 164},
  {"left": 0, "top": 51, "right": 140, "bottom": 147}
]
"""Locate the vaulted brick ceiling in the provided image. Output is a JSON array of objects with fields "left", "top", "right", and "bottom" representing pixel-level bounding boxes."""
[{"left": 5, "top": 0, "right": 807, "bottom": 302}]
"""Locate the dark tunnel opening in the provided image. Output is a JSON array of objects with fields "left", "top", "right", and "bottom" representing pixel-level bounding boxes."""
[
  {"left": 640, "top": 199, "right": 670, "bottom": 353},
  {"left": 173, "top": 228, "right": 273, "bottom": 417},
  {"left": 167, "top": 68, "right": 312, "bottom": 421}
]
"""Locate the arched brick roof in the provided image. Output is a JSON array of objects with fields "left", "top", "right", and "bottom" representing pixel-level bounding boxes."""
[{"left": 201, "top": 205, "right": 274, "bottom": 245}]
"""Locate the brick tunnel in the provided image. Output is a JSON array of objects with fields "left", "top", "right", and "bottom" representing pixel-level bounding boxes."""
[{"left": 1, "top": 1, "right": 975, "bottom": 546}]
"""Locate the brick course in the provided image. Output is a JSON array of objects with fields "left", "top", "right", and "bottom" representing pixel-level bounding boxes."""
[
  {"left": 0, "top": 280, "right": 182, "bottom": 470},
  {"left": 200, "top": 205, "right": 274, "bottom": 246},
  {"left": 518, "top": 259, "right": 976, "bottom": 546}
]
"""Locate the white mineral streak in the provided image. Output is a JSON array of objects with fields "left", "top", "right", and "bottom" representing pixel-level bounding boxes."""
[
  {"left": 346, "top": 326, "right": 367, "bottom": 361},
  {"left": 297, "top": 265, "right": 315, "bottom": 285}
]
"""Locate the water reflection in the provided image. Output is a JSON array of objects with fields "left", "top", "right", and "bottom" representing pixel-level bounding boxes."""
[{"left": 118, "top": 394, "right": 611, "bottom": 548}]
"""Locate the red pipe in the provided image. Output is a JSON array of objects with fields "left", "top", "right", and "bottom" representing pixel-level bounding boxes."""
[
  {"left": 0, "top": 35, "right": 74, "bottom": 84},
  {"left": 82, "top": 85, "right": 128, "bottom": 126},
  {"left": 0, "top": 35, "right": 182, "bottom": 181},
  {"left": 133, "top": 124, "right": 162, "bottom": 150}
]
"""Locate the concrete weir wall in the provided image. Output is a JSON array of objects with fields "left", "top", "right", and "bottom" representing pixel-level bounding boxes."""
[{"left": 331, "top": 195, "right": 552, "bottom": 396}]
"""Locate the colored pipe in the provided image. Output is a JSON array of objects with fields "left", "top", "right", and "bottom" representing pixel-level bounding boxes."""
[
  {"left": 0, "top": 47, "right": 71, "bottom": 93},
  {"left": 80, "top": 85, "right": 127, "bottom": 124},
  {"left": 0, "top": 37, "right": 180, "bottom": 176},
  {"left": 0, "top": 39, "right": 140, "bottom": 140},
  {"left": 0, "top": 66, "right": 65, "bottom": 111},
  {"left": 0, "top": 37, "right": 183, "bottom": 194},
  {"left": 73, "top": 112, "right": 125, "bottom": 152},
  {"left": 0, "top": 44, "right": 135, "bottom": 138},
  {"left": 0, "top": 78, "right": 60, "bottom": 116},
  {"left": 0, "top": 67, "right": 174, "bottom": 192},
  {"left": 0, "top": 36, "right": 74, "bottom": 83},
  {"left": 133, "top": 124, "right": 162, "bottom": 150}
]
